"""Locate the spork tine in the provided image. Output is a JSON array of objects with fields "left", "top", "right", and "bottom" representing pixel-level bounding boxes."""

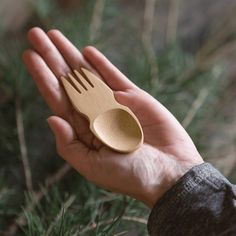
[{"left": 61, "top": 68, "right": 143, "bottom": 153}]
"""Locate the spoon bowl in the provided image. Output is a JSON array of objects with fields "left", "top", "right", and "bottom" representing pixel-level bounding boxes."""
[{"left": 91, "top": 108, "right": 143, "bottom": 152}]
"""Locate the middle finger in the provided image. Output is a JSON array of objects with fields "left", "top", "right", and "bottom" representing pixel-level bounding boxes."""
[{"left": 27, "top": 27, "right": 71, "bottom": 77}]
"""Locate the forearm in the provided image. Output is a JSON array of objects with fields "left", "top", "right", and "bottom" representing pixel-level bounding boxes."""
[{"left": 148, "top": 163, "right": 236, "bottom": 235}]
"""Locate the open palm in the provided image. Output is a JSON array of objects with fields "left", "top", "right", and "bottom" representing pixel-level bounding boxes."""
[{"left": 23, "top": 28, "right": 203, "bottom": 207}]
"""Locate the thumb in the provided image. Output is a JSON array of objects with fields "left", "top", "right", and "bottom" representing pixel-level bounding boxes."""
[
  {"left": 114, "top": 90, "right": 141, "bottom": 111},
  {"left": 114, "top": 89, "right": 177, "bottom": 125},
  {"left": 114, "top": 89, "right": 156, "bottom": 115},
  {"left": 47, "top": 116, "right": 90, "bottom": 176}
]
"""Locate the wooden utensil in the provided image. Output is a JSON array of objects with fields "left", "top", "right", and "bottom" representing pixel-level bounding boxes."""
[{"left": 61, "top": 68, "right": 143, "bottom": 153}]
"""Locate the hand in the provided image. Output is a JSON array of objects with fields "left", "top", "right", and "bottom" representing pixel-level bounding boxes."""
[{"left": 23, "top": 27, "right": 203, "bottom": 208}]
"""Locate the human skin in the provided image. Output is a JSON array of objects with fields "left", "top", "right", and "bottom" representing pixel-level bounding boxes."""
[{"left": 23, "top": 27, "right": 203, "bottom": 208}]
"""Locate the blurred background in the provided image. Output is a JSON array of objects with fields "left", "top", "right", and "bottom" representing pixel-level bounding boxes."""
[{"left": 0, "top": 0, "right": 236, "bottom": 235}]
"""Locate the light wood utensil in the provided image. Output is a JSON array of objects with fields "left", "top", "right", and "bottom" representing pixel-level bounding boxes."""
[{"left": 61, "top": 68, "right": 143, "bottom": 153}]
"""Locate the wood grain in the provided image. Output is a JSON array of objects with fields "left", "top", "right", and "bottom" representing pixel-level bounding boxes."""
[{"left": 61, "top": 68, "right": 143, "bottom": 152}]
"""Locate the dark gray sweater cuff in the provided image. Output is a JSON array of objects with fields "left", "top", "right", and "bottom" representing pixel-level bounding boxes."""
[{"left": 147, "top": 163, "right": 235, "bottom": 235}]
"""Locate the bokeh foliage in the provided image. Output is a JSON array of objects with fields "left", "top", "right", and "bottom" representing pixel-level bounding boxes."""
[{"left": 0, "top": 0, "right": 235, "bottom": 235}]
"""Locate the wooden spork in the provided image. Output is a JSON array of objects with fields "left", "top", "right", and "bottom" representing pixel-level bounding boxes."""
[{"left": 61, "top": 68, "right": 143, "bottom": 153}]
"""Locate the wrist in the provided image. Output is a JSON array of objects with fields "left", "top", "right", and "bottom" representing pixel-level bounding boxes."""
[{"left": 143, "top": 160, "right": 204, "bottom": 208}]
